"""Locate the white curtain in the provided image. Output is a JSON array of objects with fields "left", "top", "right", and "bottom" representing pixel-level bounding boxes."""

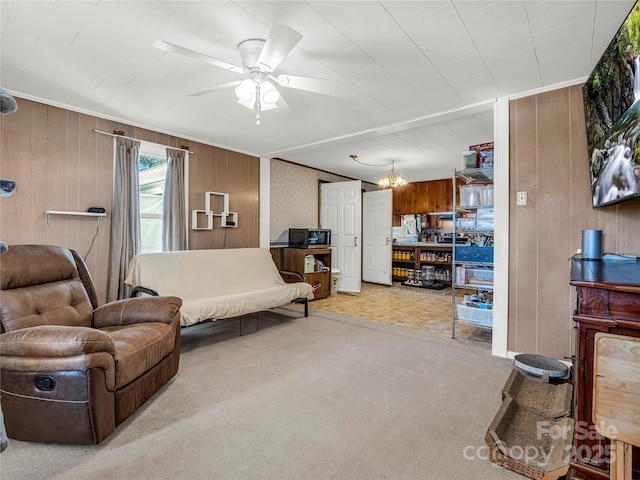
[
  {"left": 162, "top": 148, "right": 187, "bottom": 251},
  {"left": 107, "top": 137, "right": 141, "bottom": 301}
]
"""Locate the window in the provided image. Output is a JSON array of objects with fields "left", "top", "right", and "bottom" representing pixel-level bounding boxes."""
[{"left": 139, "top": 142, "right": 167, "bottom": 253}]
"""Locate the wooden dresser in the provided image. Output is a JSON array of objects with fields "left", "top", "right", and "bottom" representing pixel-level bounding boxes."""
[{"left": 569, "top": 259, "right": 640, "bottom": 480}]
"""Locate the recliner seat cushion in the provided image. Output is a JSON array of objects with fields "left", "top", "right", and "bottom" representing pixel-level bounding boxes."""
[{"left": 100, "top": 323, "right": 176, "bottom": 388}]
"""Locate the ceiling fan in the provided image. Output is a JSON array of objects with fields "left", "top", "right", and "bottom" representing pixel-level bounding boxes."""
[{"left": 154, "top": 23, "right": 350, "bottom": 124}]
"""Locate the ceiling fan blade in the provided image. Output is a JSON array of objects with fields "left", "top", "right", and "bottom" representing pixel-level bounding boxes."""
[
  {"left": 275, "top": 89, "right": 294, "bottom": 114},
  {"left": 257, "top": 23, "right": 302, "bottom": 72},
  {"left": 275, "top": 75, "right": 352, "bottom": 98},
  {"left": 187, "top": 81, "right": 243, "bottom": 97},
  {"left": 154, "top": 40, "right": 246, "bottom": 74}
]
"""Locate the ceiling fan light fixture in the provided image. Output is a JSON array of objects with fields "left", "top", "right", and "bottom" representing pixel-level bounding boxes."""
[
  {"left": 259, "top": 103, "right": 278, "bottom": 112},
  {"left": 259, "top": 80, "right": 280, "bottom": 109},
  {"left": 235, "top": 79, "right": 257, "bottom": 109},
  {"left": 157, "top": 23, "right": 349, "bottom": 125}
]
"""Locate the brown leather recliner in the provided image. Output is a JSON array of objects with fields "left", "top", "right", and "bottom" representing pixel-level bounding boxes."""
[{"left": 0, "top": 244, "right": 182, "bottom": 444}]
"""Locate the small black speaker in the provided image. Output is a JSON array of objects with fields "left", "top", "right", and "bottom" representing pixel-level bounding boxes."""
[{"left": 582, "top": 229, "right": 603, "bottom": 260}]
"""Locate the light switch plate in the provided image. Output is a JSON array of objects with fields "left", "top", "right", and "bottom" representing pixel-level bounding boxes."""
[{"left": 517, "top": 191, "right": 527, "bottom": 206}]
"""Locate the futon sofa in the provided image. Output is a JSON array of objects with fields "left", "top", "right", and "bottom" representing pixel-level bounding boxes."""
[
  {"left": 124, "top": 247, "right": 314, "bottom": 327},
  {"left": 0, "top": 245, "right": 182, "bottom": 444}
]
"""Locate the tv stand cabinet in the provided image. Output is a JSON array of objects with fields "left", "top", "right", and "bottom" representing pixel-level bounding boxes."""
[{"left": 568, "top": 259, "right": 640, "bottom": 480}]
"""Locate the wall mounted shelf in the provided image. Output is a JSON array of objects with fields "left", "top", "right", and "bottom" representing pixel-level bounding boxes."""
[
  {"left": 191, "top": 192, "right": 238, "bottom": 230},
  {"left": 44, "top": 210, "right": 107, "bottom": 225},
  {"left": 191, "top": 210, "right": 213, "bottom": 230}
]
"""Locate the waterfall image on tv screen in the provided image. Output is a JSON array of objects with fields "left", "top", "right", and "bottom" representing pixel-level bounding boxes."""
[{"left": 583, "top": 1, "right": 640, "bottom": 207}]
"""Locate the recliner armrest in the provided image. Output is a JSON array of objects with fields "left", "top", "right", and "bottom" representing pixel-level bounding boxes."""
[
  {"left": 92, "top": 296, "right": 182, "bottom": 329},
  {"left": 0, "top": 325, "right": 119, "bottom": 392},
  {"left": 0, "top": 325, "right": 115, "bottom": 357}
]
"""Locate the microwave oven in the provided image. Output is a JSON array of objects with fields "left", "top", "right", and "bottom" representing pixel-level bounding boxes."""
[{"left": 288, "top": 228, "right": 332, "bottom": 248}]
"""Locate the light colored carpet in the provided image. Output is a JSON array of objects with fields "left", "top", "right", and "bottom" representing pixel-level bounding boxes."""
[{"left": 0, "top": 308, "right": 525, "bottom": 480}]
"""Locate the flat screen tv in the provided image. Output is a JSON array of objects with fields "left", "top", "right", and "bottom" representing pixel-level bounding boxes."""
[{"left": 583, "top": 0, "right": 640, "bottom": 207}]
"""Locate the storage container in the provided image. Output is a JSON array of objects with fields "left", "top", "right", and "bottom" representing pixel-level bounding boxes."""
[
  {"left": 476, "top": 207, "right": 494, "bottom": 219},
  {"left": 459, "top": 184, "right": 482, "bottom": 207},
  {"left": 330, "top": 268, "right": 341, "bottom": 296},
  {"left": 480, "top": 185, "right": 494, "bottom": 206},
  {"left": 462, "top": 150, "right": 478, "bottom": 169},
  {"left": 304, "top": 255, "right": 315, "bottom": 273},
  {"left": 456, "top": 303, "right": 493, "bottom": 328},
  {"left": 475, "top": 208, "right": 494, "bottom": 231},
  {"left": 476, "top": 220, "right": 494, "bottom": 232},
  {"left": 455, "top": 246, "right": 494, "bottom": 263},
  {"left": 465, "top": 268, "right": 494, "bottom": 287},
  {"left": 456, "top": 216, "right": 476, "bottom": 231},
  {"left": 459, "top": 185, "right": 471, "bottom": 206}
]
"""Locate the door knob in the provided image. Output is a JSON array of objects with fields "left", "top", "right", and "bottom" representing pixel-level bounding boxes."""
[{"left": 386, "top": 237, "right": 390, "bottom": 245}]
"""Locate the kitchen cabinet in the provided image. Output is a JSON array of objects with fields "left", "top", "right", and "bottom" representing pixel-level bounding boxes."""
[
  {"left": 392, "top": 243, "right": 452, "bottom": 285},
  {"left": 451, "top": 168, "right": 494, "bottom": 337},
  {"left": 568, "top": 259, "right": 640, "bottom": 480},
  {"left": 392, "top": 178, "right": 453, "bottom": 226}
]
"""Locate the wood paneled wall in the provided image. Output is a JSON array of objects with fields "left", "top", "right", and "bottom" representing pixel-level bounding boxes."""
[
  {"left": 508, "top": 84, "right": 640, "bottom": 359},
  {"left": 392, "top": 178, "right": 453, "bottom": 215},
  {"left": 0, "top": 98, "right": 259, "bottom": 305},
  {"left": 187, "top": 140, "right": 259, "bottom": 250}
]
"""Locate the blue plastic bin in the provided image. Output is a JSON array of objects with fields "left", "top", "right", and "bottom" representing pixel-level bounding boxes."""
[{"left": 455, "top": 246, "right": 493, "bottom": 263}]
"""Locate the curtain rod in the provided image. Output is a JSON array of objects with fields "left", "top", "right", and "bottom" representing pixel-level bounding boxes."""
[{"left": 93, "top": 129, "right": 194, "bottom": 154}]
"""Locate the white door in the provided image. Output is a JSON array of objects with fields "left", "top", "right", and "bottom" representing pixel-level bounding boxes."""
[
  {"left": 320, "top": 180, "right": 361, "bottom": 293},
  {"left": 362, "top": 189, "right": 392, "bottom": 285}
]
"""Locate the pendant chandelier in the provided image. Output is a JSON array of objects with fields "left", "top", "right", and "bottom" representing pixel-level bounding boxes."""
[
  {"left": 377, "top": 160, "right": 407, "bottom": 188},
  {"left": 350, "top": 155, "right": 407, "bottom": 188}
]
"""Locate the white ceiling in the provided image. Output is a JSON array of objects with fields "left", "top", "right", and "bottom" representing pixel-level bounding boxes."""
[{"left": 0, "top": 0, "right": 635, "bottom": 183}]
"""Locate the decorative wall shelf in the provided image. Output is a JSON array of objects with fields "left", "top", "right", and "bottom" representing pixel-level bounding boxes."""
[
  {"left": 44, "top": 210, "right": 107, "bottom": 225},
  {"left": 191, "top": 210, "right": 213, "bottom": 230},
  {"left": 191, "top": 192, "right": 238, "bottom": 230}
]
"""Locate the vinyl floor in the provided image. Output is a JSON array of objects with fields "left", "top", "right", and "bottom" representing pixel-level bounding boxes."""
[{"left": 311, "top": 282, "right": 492, "bottom": 343}]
